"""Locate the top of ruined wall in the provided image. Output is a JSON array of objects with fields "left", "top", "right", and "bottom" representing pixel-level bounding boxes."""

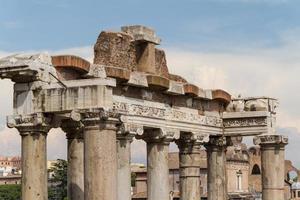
[{"left": 51, "top": 25, "right": 232, "bottom": 104}]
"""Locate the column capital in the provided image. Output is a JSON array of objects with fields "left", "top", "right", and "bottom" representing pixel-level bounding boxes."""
[
  {"left": 205, "top": 136, "right": 230, "bottom": 150},
  {"left": 7, "top": 113, "right": 52, "bottom": 135},
  {"left": 254, "top": 134, "right": 288, "bottom": 146},
  {"left": 61, "top": 120, "right": 84, "bottom": 139},
  {"left": 141, "top": 127, "right": 180, "bottom": 144},
  {"left": 117, "top": 123, "right": 143, "bottom": 141},
  {"left": 81, "top": 108, "right": 119, "bottom": 130},
  {"left": 176, "top": 132, "right": 209, "bottom": 152}
]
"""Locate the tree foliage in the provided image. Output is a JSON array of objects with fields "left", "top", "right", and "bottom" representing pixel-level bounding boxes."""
[
  {"left": 48, "top": 159, "right": 68, "bottom": 200},
  {"left": 0, "top": 184, "right": 21, "bottom": 200}
]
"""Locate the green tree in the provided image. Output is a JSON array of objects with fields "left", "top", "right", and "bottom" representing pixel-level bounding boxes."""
[
  {"left": 48, "top": 159, "right": 68, "bottom": 200},
  {"left": 0, "top": 184, "right": 21, "bottom": 200}
]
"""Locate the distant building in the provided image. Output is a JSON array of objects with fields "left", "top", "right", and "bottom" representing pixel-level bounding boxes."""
[
  {"left": 132, "top": 144, "right": 299, "bottom": 200},
  {"left": 0, "top": 156, "right": 21, "bottom": 177},
  {"left": 0, "top": 156, "right": 22, "bottom": 185}
]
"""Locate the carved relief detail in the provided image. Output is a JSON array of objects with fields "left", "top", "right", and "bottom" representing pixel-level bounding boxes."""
[
  {"left": 112, "top": 102, "right": 222, "bottom": 127},
  {"left": 254, "top": 135, "right": 288, "bottom": 145},
  {"left": 223, "top": 117, "right": 268, "bottom": 127}
]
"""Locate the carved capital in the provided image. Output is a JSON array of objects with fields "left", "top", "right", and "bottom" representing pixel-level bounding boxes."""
[
  {"left": 117, "top": 123, "right": 144, "bottom": 141},
  {"left": 81, "top": 109, "right": 119, "bottom": 130},
  {"left": 142, "top": 127, "right": 180, "bottom": 144},
  {"left": 205, "top": 136, "right": 229, "bottom": 151},
  {"left": 7, "top": 113, "right": 52, "bottom": 135},
  {"left": 254, "top": 135, "right": 288, "bottom": 146},
  {"left": 61, "top": 120, "right": 84, "bottom": 139},
  {"left": 176, "top": 132, "right": 209, "bottom": 150}
]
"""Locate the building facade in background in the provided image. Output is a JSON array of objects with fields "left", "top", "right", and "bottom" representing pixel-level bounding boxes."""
[{"left": 132, "top": 144, "right": 299, "bottom": 200}]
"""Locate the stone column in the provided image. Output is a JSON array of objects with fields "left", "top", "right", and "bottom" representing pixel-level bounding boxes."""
[
  {"left": 61, "top": 121, "right": 84, "bottom": 200},
  {"left": 117, "top": 123, "right": 143, "bottom": 200},
  {"left": 254, "top": 135, "right": 288, "bottom": 200},
  {"left": 176, "top": 133, "right": 209, "bottom": 200},
  {"left": 205, "top": 136, "right": 228, "bottom": 200},
  {"left": 143, "top": 128, "right": 177, "bottom": 200},
  {"left": 82, "top": 111, "right": 118, "bottom": 200},
  {"left": 9, "top": 114, "right": 52, "bottom": 200}
]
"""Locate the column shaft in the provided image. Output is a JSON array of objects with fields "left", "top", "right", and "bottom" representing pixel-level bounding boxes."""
[
  {"left": 21, "top": 132, "right": 48, "bottom": 200},
  {"left": 179, "top": 147, "right": 201, "bottom": 200},
  {"left": 117, "top": 137, "right": 132, "bottom": 200},
  {"left": 255, "top": 135, "right": 288, "bottom": 200},
  {"left": 67, "top": 137, "right": 84, "bottom": 200},
  {"left": 84, "top": 122, "right": 117, "bottom": 200},
  {"left": 206, "top": 137, "right": 227, "bottom": 200},
  {"left": 147, "top": 141, "right": 170, "bottom": 200}
]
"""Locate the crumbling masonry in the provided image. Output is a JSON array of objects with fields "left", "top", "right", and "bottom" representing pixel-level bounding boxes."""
[{"left": 0, "top": 25, "right": 288, "bottom": 200}]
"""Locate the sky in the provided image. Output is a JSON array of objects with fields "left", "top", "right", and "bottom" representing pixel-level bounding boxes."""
[{"left": 1, "top": 0, "right": 300, "bottom": 166}]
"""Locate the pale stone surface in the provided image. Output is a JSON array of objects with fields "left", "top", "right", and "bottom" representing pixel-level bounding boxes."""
[
  {"left": 0, "top": 53, "right": 57, "bottom": 83},
  {"left": 147, "top": 141, "right": 170, "bottom": 200},
  {"left": 117, "top": 135, "right": 133, "bottom": 200},
  {"left": 83, "top": 119, "right": 117, "bottom": 200},
  {"left": 254, "top": 135, "right": 288, "bottom": 200},
  {"left": 12, "top": 78, "right": 115, "bottom": 115},
  {"left": 67, "top": 136, "right": 84, "bottom": 200},
  {"left": 206, "top": 137, "right": 228, "bottom": 200},
  {"left": 20, "top": 132, "right": 48, "bottom": 200},
  {"left": 62, "top": 121, "right": 84, "bottom": 200},
  {"left": 136, "top": 43, "right": 156, "bottom": 74},
  {"left": 121, "top": 25, "right": 161, "bottom": 44},
  {"left": 143, "top": 129, "right": 171, "bottom": 200},
  {"left": 176, "top": 133, "right": 207, "bottom": 200}
]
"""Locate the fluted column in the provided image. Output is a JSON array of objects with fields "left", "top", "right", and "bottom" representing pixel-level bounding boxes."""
[
  {"left": 254, "top": 135, "right": 288, "bottom": 200},
  {"left": 117, "top": 123, "right": 143, "bottom": 200},
  {"left": 176, "top": 133, "right": 209, "bottom": 200},
  {"left": 82, "top": 110, "right": 118, "bottom": 200},
  {"left": 61, "top": 120, "right": 84, "bottom": 200},
  {"left": 8, "top": 114, "right": 51, "bottom": 200},
  {"left": 205, "top": 136, "right": 228, "bottom": 200}
]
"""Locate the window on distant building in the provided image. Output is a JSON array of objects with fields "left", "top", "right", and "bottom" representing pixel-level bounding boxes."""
[
  {"left": 236, "top": 170, "right": 242, "bottom": 191},
  {"left": 251, "top": 164, "right": 261, "bottom": 175}
]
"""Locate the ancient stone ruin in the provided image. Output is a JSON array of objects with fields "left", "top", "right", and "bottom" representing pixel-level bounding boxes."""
[{"left": 0, "top": 25, "right": 288, "bottom": 200}]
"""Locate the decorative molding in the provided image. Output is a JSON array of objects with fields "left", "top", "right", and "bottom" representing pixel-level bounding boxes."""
[
  {"left": 142, "top": 127, "right": 180, "bottom": 143},
  {"left": 223, "top": 117, "right": 268, "bottom": 127},
  {"left": 117, "top": 122, "right": 144, "bottom": 140},
  {"left": 178, "top": 132, "right": 210, "bottom": 144},
  {"left": 7, "top": 113, "right": 52, "bottom": 134},
  {"left": 80, "top": 109, "right": 119, "bottom": 130},
  {"left": 207, "top": 136, "right": 228, "bottom": 147},
  {"left": 253, "top": 135, "right": 288, "bottom": 145},
  {"left": 113, "top": 101, "right": 222, "bottom": 127},
  {"left": 61, "top": 120, "right": 84, "bottom": 139}
]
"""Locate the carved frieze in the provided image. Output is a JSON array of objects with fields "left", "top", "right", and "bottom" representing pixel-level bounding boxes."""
[
  {"left": 112, "top": 101, "right": 222, "bottom": 127},
  {"left": 254, "top": 135, "right": 288, "bottom": 145},
  {"left": 223, "top": 117, "right": 268, "bottom": 128}
]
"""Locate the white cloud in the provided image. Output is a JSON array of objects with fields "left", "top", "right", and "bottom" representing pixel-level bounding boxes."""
[{"left": 0, "top": 127, "right": 67, "bottom": 160}]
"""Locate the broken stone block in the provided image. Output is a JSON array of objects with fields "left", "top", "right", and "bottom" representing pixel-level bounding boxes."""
[
  {"left": 155, "top": 48, "right": 169, "bottom": 78},
  {"left": 94, "top": 31, "right": 137, "bottom": 71},
  {"left": 121, "top": 25, "right": 161, "bottom": 44}
]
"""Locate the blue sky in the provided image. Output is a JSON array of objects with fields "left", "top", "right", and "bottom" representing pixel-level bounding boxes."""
[
  {"left": 1, "top": 0, "right": 300, "bottom": 166},
  {"left": 1, "top": 0, "right": 300, "bottom": 52}
]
